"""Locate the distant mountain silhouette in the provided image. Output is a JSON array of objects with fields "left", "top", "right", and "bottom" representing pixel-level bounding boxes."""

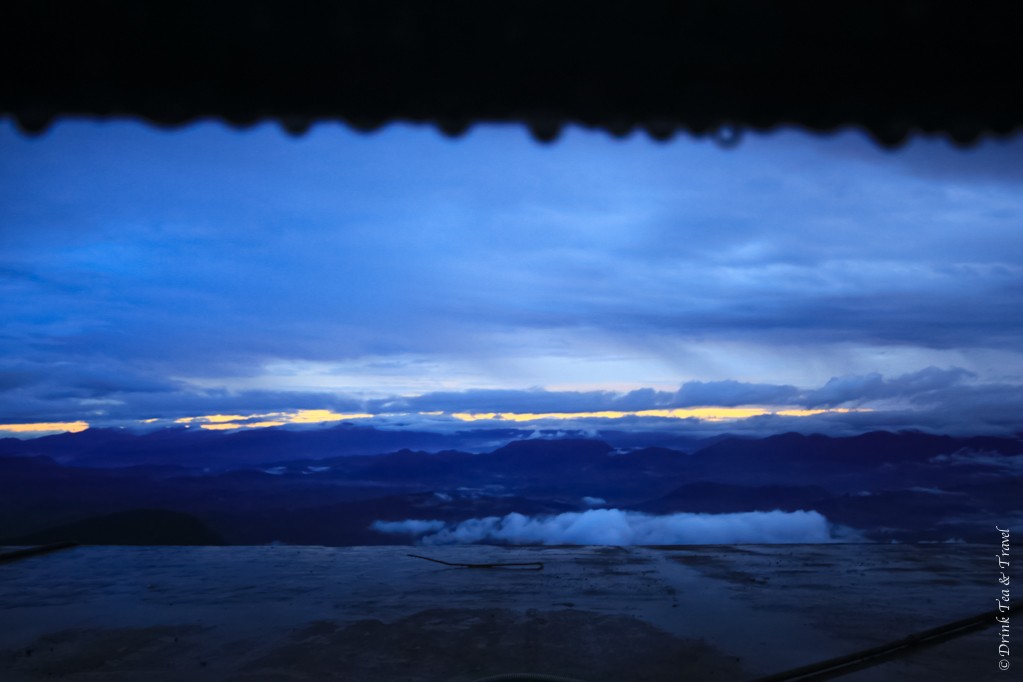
[
  {"left": 2, "top": 509, "right": 225, "bottom": 546},
  {"left": 637, "top": 482, "right": 831, "bottom": 514},
  {"left": 673, "top": 430, "right": 1023, "bottom": 491},
  {"left": 1, "top": 429, "right": 1021, "bottom": 545},
  {"left": 0, "top": 425, "right": 622, "bottom": 468}
]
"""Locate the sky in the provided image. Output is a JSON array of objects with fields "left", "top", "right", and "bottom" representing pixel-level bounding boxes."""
[{"left": 1, "top": 119, "right": 1022, "bottom": 437}]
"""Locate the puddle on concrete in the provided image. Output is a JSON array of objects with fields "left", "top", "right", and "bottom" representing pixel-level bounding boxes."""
[
  {"left": 0, "top": 544, "right": 998, "bottom": 681},
  {"left": 233, "top": 608, "right": 745, "bottom": 681}
]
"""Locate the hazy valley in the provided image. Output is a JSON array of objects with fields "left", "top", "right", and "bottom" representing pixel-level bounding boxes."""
[{"left": 2, "top": 426, "right": 1019, "bottom": 547}]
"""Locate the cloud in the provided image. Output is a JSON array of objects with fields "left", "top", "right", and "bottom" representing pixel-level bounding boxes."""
[
  {"left": 0, "top": 360, "right": 181, "bottom": 399},
  {"left": 802, "top": 373, "right": 887, "bottom": 408},
  {"left": 369, "top": 368, "right": 986, "bottom": 417},
  {"left": 0, "top": 370, "right": 39, "bottom": 391},
  {"left": 375, "top": 388, "right": 625, "bottom": 415},
  {"left": 4, "top": 122, "right": 1023, "bottom": 433},
  {"left": 364, "top": 375, "right": 892, "bottom": 416},
  {"left": 803, "top": 367, "right": 976, "bottom": 407},
  {"left": 2, "top": 357, "right": 1021, "bottom": 439},
  {"left": 669, "top": 380, "right": 802, "bottom": 408},
  {"left": 0, "top": 380, "right": 368, "bottom": 425},
  {"left": 372, "top": 509, "right": 836, "bottom": 546}
]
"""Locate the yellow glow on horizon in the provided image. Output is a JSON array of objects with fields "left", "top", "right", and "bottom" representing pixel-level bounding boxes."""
[
  {"left": 775, "top": 408, "right": 858, "bottom": 417},
  {"left": 177, "top": 414, "right": 248, "bottom": 424},
  {"left": 282, "top": 409, "right": 374, "bottom": 424},
  {"left": 0, "top": 421, "right": 90, "bottom": 434},
  {"left": 199, "top": 420, "right": 289, "bottom": 431},
  {"left": 154, "top": 405, "right": 872, "bottom": 430},
  {"left": 637, "top": 408, "right": 770, "bottom": 421},
  {"left": 167, "top": 409, "right": 374, "bottom": 431}
]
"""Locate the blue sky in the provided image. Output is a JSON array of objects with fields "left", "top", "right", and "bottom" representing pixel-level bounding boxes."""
[{"left": 2, "top": 119, "right": 1022, "bottom": 436}]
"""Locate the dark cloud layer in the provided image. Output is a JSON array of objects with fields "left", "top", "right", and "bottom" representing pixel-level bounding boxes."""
[
  {"left": 365, "top": 368, "right": 979, "bottom": 415},
  {"left": 803, "top": 367, "right": 977, "bottom": 408},
  {"left": 1, "top": 121, "right": 1021, "bottom": 435},
  {"left": 2, "top": 363, "right": 1019, "bottom": 438}
]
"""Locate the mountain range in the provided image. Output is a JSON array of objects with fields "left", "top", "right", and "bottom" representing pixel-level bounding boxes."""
[{"left": 1, "top": 426, "right": 1020, "bottom": 545}]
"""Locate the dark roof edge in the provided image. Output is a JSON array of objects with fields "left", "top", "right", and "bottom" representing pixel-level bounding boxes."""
[{"left": 4, "top": 2, "right": 1022, "bottom": 147}]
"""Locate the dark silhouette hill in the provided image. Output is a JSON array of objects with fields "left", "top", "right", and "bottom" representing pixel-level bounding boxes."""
[
  {"left": 674, "top": 431, "right": 1023, "bottom": 491},
  {"left": 1, "top": 429, "right": 1021, "bottom": 545},
  {"left": 0, "top": 425, "right": 620, "bottom": 469},
  {"left": 0, "top": 424, "right": 461, "bottom": 468}
]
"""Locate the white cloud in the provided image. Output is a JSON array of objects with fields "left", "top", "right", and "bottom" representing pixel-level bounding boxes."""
[{"left": 372, "top": 508, "right": 835, "bottom": 546}]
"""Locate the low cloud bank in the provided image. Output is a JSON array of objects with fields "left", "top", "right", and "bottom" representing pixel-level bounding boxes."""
[{"left": 372, "top": 509, "right": 835, "bottom": 546}]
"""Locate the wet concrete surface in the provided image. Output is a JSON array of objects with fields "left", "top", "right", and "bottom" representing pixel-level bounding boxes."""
[{"left": 0, "top": 544, "right": 1003, "bottom": 681}]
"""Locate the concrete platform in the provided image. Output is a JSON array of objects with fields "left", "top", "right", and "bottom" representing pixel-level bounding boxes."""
[{"left": 0, "top": 544, "right": 1003, "bottom": 681}]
